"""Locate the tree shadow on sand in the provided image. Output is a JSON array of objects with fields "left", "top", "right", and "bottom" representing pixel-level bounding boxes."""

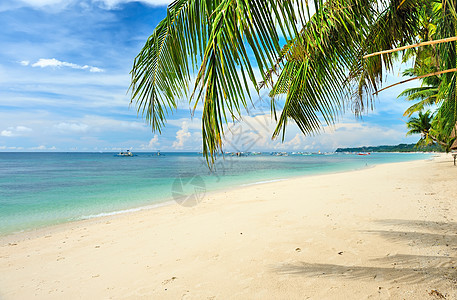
[
  {"left": 274, "top": 219, "right": 457, "bottom": 285},
  {"left": 275, "top": 256, "right": 456, "bottom": 285},
  {"left": 367, "top": 219, "right": 457, "bottom": 248},
  {"left": 374, "top": 219, "right": 457, "bottom": 234}
]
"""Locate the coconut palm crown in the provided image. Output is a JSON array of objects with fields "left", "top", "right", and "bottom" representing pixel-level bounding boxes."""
[{"left": 130, "top": 0, "right": 457, "bottom": 163}]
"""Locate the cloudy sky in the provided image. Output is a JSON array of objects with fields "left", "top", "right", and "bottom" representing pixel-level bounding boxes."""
[{"left": 0, "top": 0, "right": 421, "bottom": 152}]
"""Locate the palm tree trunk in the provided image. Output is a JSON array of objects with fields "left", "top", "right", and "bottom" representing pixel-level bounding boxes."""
[{"left": 428, "top": 133, "right": 449, "bottom": 148}]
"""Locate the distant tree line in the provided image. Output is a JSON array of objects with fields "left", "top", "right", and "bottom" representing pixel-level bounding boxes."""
[{"left": 335, "top": 143, "right": 444, "bottom": 153}]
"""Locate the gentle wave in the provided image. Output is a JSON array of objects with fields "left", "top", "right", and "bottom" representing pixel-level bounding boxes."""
[
  {"left": 77, "top": 201, "right": 175, "bottom": 220},
  {"left": 240, "top": 179, "right": 286, "bottom": 187}
]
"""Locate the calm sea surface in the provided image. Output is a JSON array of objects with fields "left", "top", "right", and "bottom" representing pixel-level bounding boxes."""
[{"left": 0, "top": 152, "right": 432, "bottom": 235}]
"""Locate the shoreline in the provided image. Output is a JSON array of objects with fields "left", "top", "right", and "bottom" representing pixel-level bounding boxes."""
[
  {"left": 0, "top": 154, "right": 435, "bottom": 242},
  {"left": 1, "top": 154, "right": 456, "bottom": 299}
]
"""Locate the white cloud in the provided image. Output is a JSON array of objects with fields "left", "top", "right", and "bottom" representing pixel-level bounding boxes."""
[
  {"left": 19, "top": 60, "right": 30, "bottom": 66},
  {"left": 3, "top": 0, "right": 171, "bottom": 11},
  {"left": 88, "top": 66, "right": 104, "bottom": 72},
  {"left": 281, "top": 133, "right": 303, "bottom": 150},
  {"left": 0, "top": 146, "right": 24, "bottom": 150},
  {"left": 0, "top": 1, "right": 71, "bottom": 12},
  {"left": 30, "top": 145, "right": 57, "bottom": 150},
  {"left": 19, "top": 0, "right": 67, "bottom": 7},
  {"left": 139, "top": 134, "right": 160, "bottom": 149},
  {"left": 298, "top": 122, "right": 412, "bottom": 152},
  {"left": 1, "top": 130, "right": 14, "bottom": 137},
  {"left": 172, "top": 121, "right": 192, "bottom": 149},
  {"left": 31, "top": 58, "right": 104, "bottom": 73},
  {"left": 222, "top": 112, "right": 275, "bottom": 151},
  {"left": 95, "top": 0, "right": 172, "bottom": 9},
  {"left": 147, "top": 135, "right": 159, "bottom": 147},
  {"left": 31, "top": 145, "right": 46, "bottom": 150},
  {"left": 78, "top": 116, "right": 147, "bottom": 131},
  {"left": 0, "top": 126, "right": 32, "bottom": 137},
  {"left": 167, "top": 118, "right": 201, "bottom": 130},
  {"left": 15, "top": 126, "right": 32, "bottom": 132},
  {"left": 54, "top": 122, "right": 89, "bottom": 133}
]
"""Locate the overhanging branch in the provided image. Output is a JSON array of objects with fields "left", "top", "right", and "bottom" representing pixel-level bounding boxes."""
[
  {"left": 373, "top": 68, "right": 457, "bottom": 95},
  {"left": 363, "top": 36, "right": 457, "bottom": 59}
]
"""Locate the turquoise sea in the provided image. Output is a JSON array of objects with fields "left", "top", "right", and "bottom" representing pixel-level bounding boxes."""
[{"left": 0, "top": 152, "right": 432, "bottom": 235}]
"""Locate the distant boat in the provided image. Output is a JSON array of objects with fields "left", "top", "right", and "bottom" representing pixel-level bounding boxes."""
[
  {"left": 117, "top": 150, "right": 133, "bottom": 157},
  {"left": 272, "top": 152, "right": 288, "bottom": 156},
  {"left": 357, "top": 152, "right": 370, "bottom": 156}
]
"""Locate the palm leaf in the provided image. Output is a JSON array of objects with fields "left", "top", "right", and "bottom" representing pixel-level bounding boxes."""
[{"left": 130, "top": 0, "right": 302, "bottom": 163}]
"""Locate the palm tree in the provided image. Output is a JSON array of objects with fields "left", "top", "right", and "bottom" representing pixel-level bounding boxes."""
[
  {"left": 406, "top": 110, "right": 453, "bottom": 150},
  {"left": 130, "top": 0, "right": 456, "bottom": 162},
  {"left": 397, "top": 28, "right": 441, "bottom": 117},
  {"left": 406, "top": 110, "right": 433, "bottom": 142},
  {"left": 398, "top": 69, "right": 440, "bottom": 117}
]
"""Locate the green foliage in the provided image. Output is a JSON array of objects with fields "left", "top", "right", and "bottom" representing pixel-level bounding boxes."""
[
  {"left": 131, "top": 0, "right": 457, "bottom": 164},
  {"left": 406, "top": 110, "right": 433, "bottom": 136},
  {"left": 405, "top": 110, "right": 455, "bottom": 151},
  {"left": 397, "top": 1, "right": 457, "bottom": 152}
]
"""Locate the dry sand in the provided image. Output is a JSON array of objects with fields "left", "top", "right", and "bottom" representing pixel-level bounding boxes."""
[{"left": 1, "top": 154, "right": 457, "bottom": 299}]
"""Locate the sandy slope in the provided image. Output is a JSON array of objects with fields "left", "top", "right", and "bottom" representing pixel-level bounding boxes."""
[{"left": 1, "top": 154, "right": 456, "bottom": 299}]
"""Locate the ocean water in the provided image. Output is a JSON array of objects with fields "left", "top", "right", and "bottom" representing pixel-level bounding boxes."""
[{"left": 0, "top": 152, "right": 432, "bottom": 235}]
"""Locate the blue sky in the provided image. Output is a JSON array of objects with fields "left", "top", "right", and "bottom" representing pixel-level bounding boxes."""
[{"left": 0, "top": 0, "right": 421, "bottom": 152}]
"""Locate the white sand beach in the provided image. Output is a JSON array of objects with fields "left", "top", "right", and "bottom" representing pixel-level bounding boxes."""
[{"left": 1, "top": 154, "right": 457, "bottom": 299}]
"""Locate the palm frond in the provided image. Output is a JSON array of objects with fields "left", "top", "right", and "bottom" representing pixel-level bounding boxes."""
[
  {"left": 130, "top": 0, "right": 301, "bottom": 163},
  {"left": 266, "top": 0, "right": 376, "bottom": 139}
]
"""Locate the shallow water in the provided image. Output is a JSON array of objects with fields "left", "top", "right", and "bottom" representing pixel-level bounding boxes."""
[{"left": 0, "top": 152, "right": 432, "bottom": 235}]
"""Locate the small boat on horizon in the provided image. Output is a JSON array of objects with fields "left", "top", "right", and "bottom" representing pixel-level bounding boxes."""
[
  {"left": 117, "top": 150, "right": 133, "bottom": 157},
  {"left": 272, "top": 152, "right": 289, "bottom": 156}
]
